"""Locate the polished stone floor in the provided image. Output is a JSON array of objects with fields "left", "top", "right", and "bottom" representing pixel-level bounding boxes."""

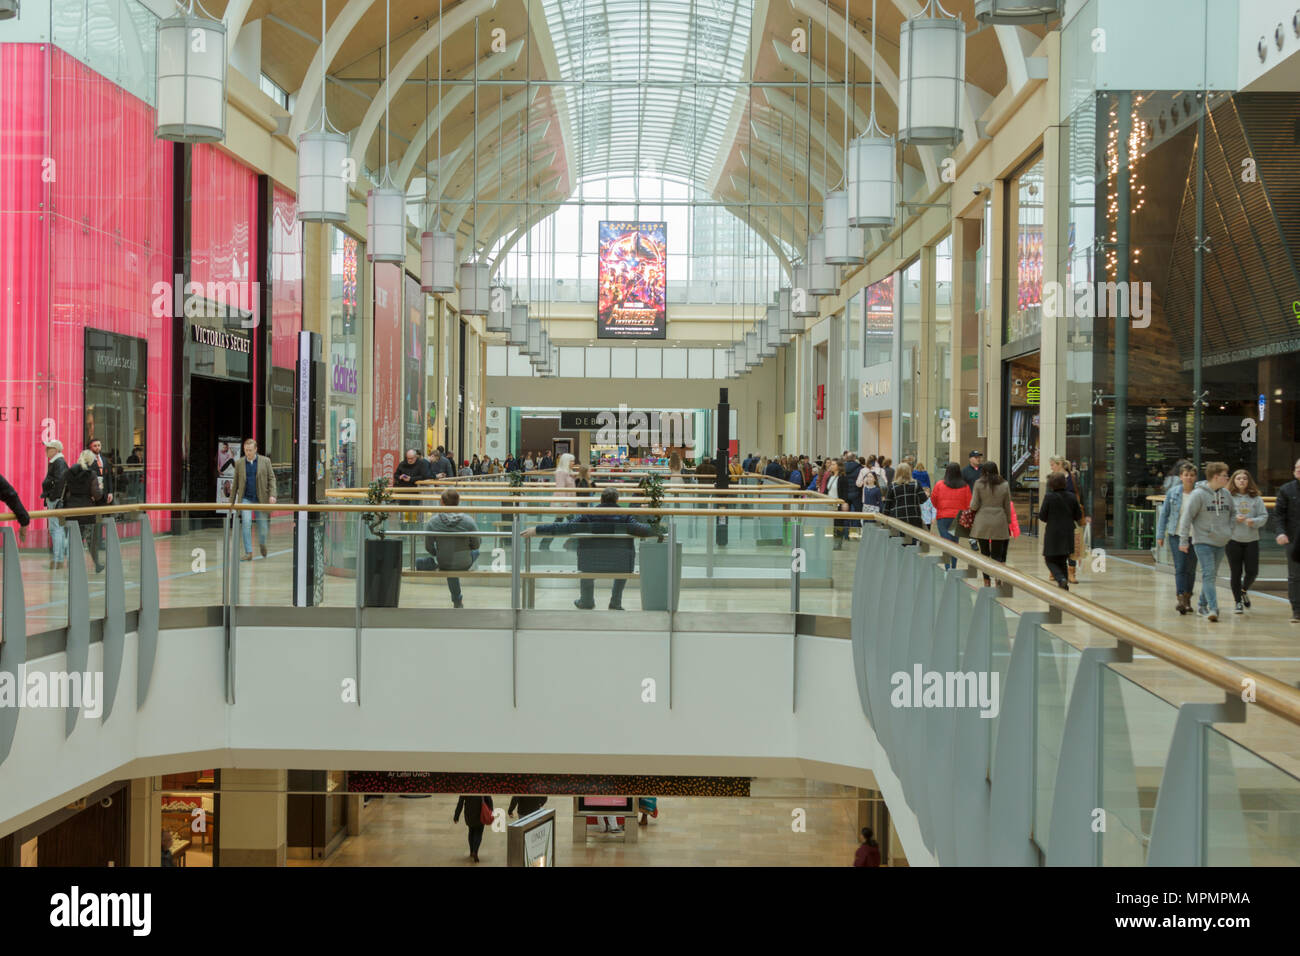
[{"left": 293, "top": 777, "right": 867, "bottom": 867}]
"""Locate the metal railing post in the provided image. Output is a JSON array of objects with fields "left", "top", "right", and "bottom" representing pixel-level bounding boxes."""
[
  {"left": 510, "top": 513, "right": 521, "bottom": 610},
  {"left": 790, "top": 516, "right": 802, "bottom": 614}
]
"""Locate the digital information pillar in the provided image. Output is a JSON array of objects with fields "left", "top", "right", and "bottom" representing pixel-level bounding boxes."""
[
  {"left": 715, "top": 387, "right": 730, "bottom": 546},
  {"left": 293, "top": 330, "right": 328, "bottom": 606}
]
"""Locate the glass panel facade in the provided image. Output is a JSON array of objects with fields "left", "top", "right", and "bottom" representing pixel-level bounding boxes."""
[
  {"left": 1007, "top": 154, "right": 1045, "bottom": 343},
  {"left": 933, "top": 235, "right": 953, "bottom": 471},
  {"left": 899, "top": 260, "right": 922, "bottom": 462}
]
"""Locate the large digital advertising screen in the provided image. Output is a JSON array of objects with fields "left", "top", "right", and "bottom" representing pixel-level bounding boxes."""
[{"left": 597, "top": 221, "right": 667, "bottom": 339}]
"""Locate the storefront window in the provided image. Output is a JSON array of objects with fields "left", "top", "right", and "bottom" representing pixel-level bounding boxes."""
[
  {"left": 328, "top": 229, "right": 363, "bottom": 489},
  {"left": 84, "top": 330, "right": 148, "bottom": 506},
  {"left": 899, "top": 260, "right": 922, "bottom": 461},
  {"left": 933, "top": 235, "right": 953, "bottom": 470},
  {"left": 1006, "top": 154, "right": 1045, "bottom": 343}
]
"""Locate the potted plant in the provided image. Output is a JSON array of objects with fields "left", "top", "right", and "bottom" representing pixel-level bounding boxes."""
[
  {"left": 361, "top": 476, "right": 402, "bottom": 607},
  {"left": 636, "top": 473, "right": 681, "bottom": 611}
]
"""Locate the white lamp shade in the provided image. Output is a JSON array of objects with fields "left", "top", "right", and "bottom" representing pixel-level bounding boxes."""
[
  {"left": 486, "top": 285, "right": 511, "bottom": 333},
  {"left": 724, "top": 348, "right": 737, "bottom": 378},
  {"left": 899, "top": 13, "right": 966, "bottom": 147},
  {"left": 156, "top": 14, "right": 227, "bottom": 143},
  {"left": 366, "top": 187, "right": 406, "bottom": 262},
  {"left": 526, "top": 317, "right": 542, "bottom": 357},
  {"left": 457, "top": 261, "right": 490, "bottom": 315},
  {"left": 547, "top": 344, "right": 559, "bottom": 376},
  {"left": 744, "top": 331, "right": 760, "bottom": 367},
  {"left": 791, "top": 265, "right": 820, "bottom": 317},
  {"left": 421, "top": 231, "right": 456, "bottom": 293},
  {"left": 777, "top": 287, "right": 799, "bottom": 334},
  {"left": 530, "top": 330, "right": 549, "bottom": 365},
  {"left": 974, "top": 0, "right": 1064, "bottom": 24},
  {"left": 0, "top": 0, "right": 17, "bottom": 20},
  {"left": 848, "top": 132, "right": 896, "bottom": 228},
  {"left": 508, "top": 303, "right": 529, "bottom": 346},
  {"left": 297, "top": 130, "right": 350, "bottom": 223},
  {"left": 806, "top": 234, "right": 840, "bottom": 297},
  {"left": 823, "top": 191, "right": 865, "bottom": 265}
]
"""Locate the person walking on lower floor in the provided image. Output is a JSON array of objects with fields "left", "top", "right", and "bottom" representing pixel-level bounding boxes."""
[
  {"left": 929, "top": 463, "right": 971, "bottom": 570},
  {"left": 969, "top": 461, "right": 1012, "bottom": 587},
  {"left": 41, "top": 439, "right": 69, "bottom": 567},
  {"left": 453, "top": 795, "right": 494, "bottom": 862},
  {"left": 0, "top": 472, "right": 31, "bottom": 544},
  {"left": 1155, "top": 462, "right": 1199, "bottom": 615},
  {"left": 232, "top": 438, "right": 277, "bottom": 560},
  {"left": 62, "top": 451, "right": 103, "bottom": 572},
  {"left": 1177, "top": 461, "right": 1234, "bottom": 622},
  {"left": 508, "top": 795, "right": 548, "bottom": 818},
  {"left": 1274, "top": 457, "right": 1300, "bottom": 624},
  {"left": 1038, "top": 472, "right": 1083, "bottom": 590},
  {"left": 418, "top": 489, "right": 481, "bottom": 608},
  {"left": 522, "top": 487, "right": 658, "bottom": 610},
  {"left": 1226, "top": 469, "right": 1268, "bottom": 614}
]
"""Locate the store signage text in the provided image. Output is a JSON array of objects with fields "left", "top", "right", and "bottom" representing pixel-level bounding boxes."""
[
  {"left": 332, "top": 358, "right": 359, "bottom": 394},
  {"left": 860, "top": 379, "right": 889, "bottom": 399},
  {"left": 152, "top": 273, "right": 258, "bottom": 326},
  {"left": 190, "top": 325, "right": 251, "bottom": 353},
  {"left": 0, "top": 406, "right": 25, "bottom": 422}
]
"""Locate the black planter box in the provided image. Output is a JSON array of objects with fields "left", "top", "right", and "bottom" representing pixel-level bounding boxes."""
[{"left": 363, "top": 538, "right": 403, "bottom": 607}]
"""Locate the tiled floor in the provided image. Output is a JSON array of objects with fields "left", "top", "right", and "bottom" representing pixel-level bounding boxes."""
[{"left": 295, "top": 778, "right": 866, "bottom": 867}]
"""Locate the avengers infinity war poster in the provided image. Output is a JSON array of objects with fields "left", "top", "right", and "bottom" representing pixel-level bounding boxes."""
[{"left": 597, "top": 221, "right": 667, "bottom": 339}]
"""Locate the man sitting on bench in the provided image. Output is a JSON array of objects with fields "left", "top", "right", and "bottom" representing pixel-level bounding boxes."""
[
  {"left": 416, "top": 489, "right": 481, "bottom": 608},
  {"left": 522, "top": 487, "right": 658, "bottom": 610}
]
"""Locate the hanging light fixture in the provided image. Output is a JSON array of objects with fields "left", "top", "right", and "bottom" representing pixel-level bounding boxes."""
[
  {"left": 974, "top": 0, "right": 1063, "bottom": 25},
  {"left": 792, "top": 263, "right": 820, "bottom": 318},
  {"left": 485, "top": 284, "right": 511, "bottom": 333},
  {"left": 0, "top": 0, "right": 17, "bottom": 20},
  {"left": 823, "top": 191, "right": 865, "bottom": 264},
  {"left": 759, "top": 308, "right": 777, "bottom": 358},
  {"left": 899, "top": 1, "right": 966, "bottom": 147},
  {"left": 458, "top": 261, "right": 490, "bottom": 315},
  {"left": 525, "top": 316, "right": 542, "bottom": 358},
  {"left": 421, "top": 231, "right": 456, "bottom": 293},
  {"left": 848, "top": 0, "right": 897, "bottom": 228},
  {"left": 508, "top": 301, "right": 528, "bottom": 347},
  {"left": 155, "top": 0, "right": 227, "bottom": 143},
  {"left": 776, "top": 287, "right": 798, "bottom": 335},
  {"left": 419, "top": 4, "right": 456, "bottom": 291},
  {"left": 298, "top": 0, "right": 348, "bottom": 222},
  {"left": 806, "top": 233, "right": 840, "bottom": 297},
  {"left": 367, "top": 0, "right": 406, "bottom": 261}
]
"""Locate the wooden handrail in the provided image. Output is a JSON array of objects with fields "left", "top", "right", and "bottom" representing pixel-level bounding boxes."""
[
  {"left": 870, "top": 513, "right": 1300, "bottom": 727},
  {"left": 0, "top": 502, "right": 844, "bottom": 520}
]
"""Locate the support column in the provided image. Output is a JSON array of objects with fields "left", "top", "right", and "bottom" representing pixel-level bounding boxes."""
[
  {"left": 1040, "top": 123, "right": 1067, "bottom": 462},
  {"left": 217, "top": 769, "right": 288, "bottom": 866},
  {"left": 1113, "top": 92, "right": 1132, "bottom": 547},
  {"left": 984, "top": 181, "right": 1008, "bottom": 463},
  {"left": 951, "top": 217, "right": 982, "bottom": 464},
  {"left": 917, "top": 244, "right": 937, "bottom": 465},
  {"left": 127, "top": 778, "right": 156, "bottom": 868}
]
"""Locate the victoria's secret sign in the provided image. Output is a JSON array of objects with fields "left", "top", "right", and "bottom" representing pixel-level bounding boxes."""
[{"left": 190, "top": 324, "right": 251, "bottom": 353}]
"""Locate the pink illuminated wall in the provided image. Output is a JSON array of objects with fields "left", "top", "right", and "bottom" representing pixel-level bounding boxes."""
[
  {"left": 373, "top": 263, "right": 403, "bottom": 480},
  {"left": 0, "top": 45, "right": 174, "bottom": 532},
  {"left": 270, "top": 186, "right": 303, "bottom": 369}
]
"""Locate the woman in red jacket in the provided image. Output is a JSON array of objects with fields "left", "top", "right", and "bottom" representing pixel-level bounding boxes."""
[{"left": 929, "top": 462, "right": 972, "bottom": 570}]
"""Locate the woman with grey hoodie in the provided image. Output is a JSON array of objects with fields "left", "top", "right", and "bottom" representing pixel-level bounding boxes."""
[
  {"left": 1176, "top": 461, "right": 1234, "bottom": 622},
  {"left": 1226, "top": 469, "right": 1269, "bottom": 614}
]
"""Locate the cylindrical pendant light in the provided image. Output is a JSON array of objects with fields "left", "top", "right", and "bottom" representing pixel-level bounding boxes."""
[
  {"left": 823, "top": 191, "right": 865, "bottom": 265},
  {"left": 366, "top": 187, "right": 406, "bottom": 262},
  {"left": 848, "top": 132, "right": 896, "bottom": 227},
  {"left": 486, "top": 284, "right": 511, "bottom": 333},
  {"left": 899, "top": 2, "right": 966, "bottom": 147},
  {"left": 458, "top": 261, "right": 490, "bottom": 315},
  {"left": 744, "top": 331, "right": 760, "bottom": 368},
  {"left": 530, "top": 330, "right": 549, "bottom": 366},
  {"left": 297, "top": 131, "right": 350, "bottom": 222},
  {"left": 156, "top": 5, "right": 227, "bottom": 143},
  {"left": 792, "top": 264, "right": 820, "bottom": 318},
  {"left": 525, "top": 317, "right": 542, "bottom": 357},
  {"left": 508, "top": 302, "right": 528, "bottom": 347},
  {"left": 777, "top": 287, "right": 799, "bottom": 335},
  {"left": 0, "top": 0, "right": 17, "bottom": 20},
  {"left": 723, "top": 348, "right": 737, "bottom": 379},
  {"left": 421, "top": 231, "right": 456, "bottom": 292},
  {"left": 806, "top": 234, "right": 840, "bottom": 297},
  {"left": 760, "top": 309, "right": 777, "bottom": 358},
  {"left": 974, "top": 0, "right": 1063, "bottom": 25}
]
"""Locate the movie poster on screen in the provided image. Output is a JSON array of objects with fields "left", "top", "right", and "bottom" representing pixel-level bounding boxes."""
[
  {"left": 373, "top": 263, "right": 403, "bottom": 479},
  {"left": 597, "top": 221, "right": 667, "bottom": 339},
  {"left": 215, "top": 437, "right": 240, "bottom": 513}
]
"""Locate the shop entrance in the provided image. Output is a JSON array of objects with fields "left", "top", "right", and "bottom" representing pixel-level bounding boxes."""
[
  {"left": 188, "top": 375, "right": 252, "bottom": 508},
  {"left": 1003, "top": 352, "right": 1041, "bottom": 533}
]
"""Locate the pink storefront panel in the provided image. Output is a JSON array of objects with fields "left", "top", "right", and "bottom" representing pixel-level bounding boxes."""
[
  {"left": 0, "top": 45, "right": 174, "bottom": 529},
  {"left": 270, "top": 185, "right": 303, "bottom": 369}
]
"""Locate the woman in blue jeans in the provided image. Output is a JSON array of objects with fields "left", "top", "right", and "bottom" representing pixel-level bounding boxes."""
[
  {"left": 930, "top": 463, "right": 971, "bottom": 570},
  {"left": 1155, "top": 462, "right": 1199, "bottom": 614}
]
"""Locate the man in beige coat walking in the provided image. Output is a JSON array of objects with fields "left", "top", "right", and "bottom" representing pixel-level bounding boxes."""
[{"left": 232, "top": 438, "right": 277, "bottom": 560}]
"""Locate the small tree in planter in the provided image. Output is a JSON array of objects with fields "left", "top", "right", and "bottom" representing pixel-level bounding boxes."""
[
  {"left": 636, "top": 472, "right": 679, "bottom": 610},
  {"left": 361, "top": 476, "right": 402, "bottom": 607}
]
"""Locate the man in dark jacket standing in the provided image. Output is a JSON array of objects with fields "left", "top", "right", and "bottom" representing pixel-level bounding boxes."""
[
  {"left": 743, "top": 452, "right": 757, "bottom": 473},
  {"left": 394, "top": 449, "right": 431, "bottom": 487},
  {"left": 523, "top": 487, "right": 657, "bottom": 610},
  {"left": 0, "top": 472, "right": 31, "bottom": 543},
  {"left": 841, "top": 455, "right": 864, "bottom": 524},
  {"left": 764, "top": 457, "right": 787, "bottom": 481},
  {"left": 1274, "top": 457, "right": 1300, "bottom": 624},
  {"left": 539, "top": 451, "right": 555, "bottom": 471},
  {"left": 961, "top": 450, "right": 983, "bottom": 489}
]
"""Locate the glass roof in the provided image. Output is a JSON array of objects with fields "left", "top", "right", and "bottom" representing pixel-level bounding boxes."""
[{"left": 541, "top": 0, "right": 751, "bottom": 188}]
